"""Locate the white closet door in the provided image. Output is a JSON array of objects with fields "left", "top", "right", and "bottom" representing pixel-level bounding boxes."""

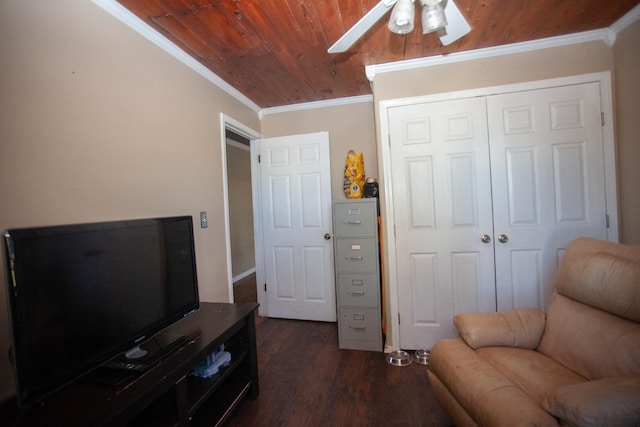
[
  {"left": 488, "top": 82, "right": 607, "bottom": 311},
  {"left": 389, "top": 97, "right": 497, "bottom": 350}
]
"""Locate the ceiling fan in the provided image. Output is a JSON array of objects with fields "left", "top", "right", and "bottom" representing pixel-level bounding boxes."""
[{"left": 328, "top": 0, "right": 471, "bottom": 54}]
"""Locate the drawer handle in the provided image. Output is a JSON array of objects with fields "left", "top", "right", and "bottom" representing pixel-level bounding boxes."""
[
  {"left": 351, "top": 326, "right": 367, "bottom": 330},
  {"left": 345, "top": 220, "right": 361, "bottom": 225},
  {"left": 348, "top": 291, "right": 365, "bottom": 296},
  {"left": 348, "top": 256, "right": 363, "bottom": 261}
]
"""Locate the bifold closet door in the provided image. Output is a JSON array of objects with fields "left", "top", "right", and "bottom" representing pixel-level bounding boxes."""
[
  {"left": 488, "top": 82, "right": 607, "bottom": 312},
  {"left": 388, "top": 97, "right": 497, "bottom": 350},
  {"left": 389, "top": 82, "right": 609, "bottom": 350}
]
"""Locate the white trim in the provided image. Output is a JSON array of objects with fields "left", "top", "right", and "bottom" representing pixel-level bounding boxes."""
[
  {"left": 226, "top": 139, "right": 250, "bottom": 152},
  {"left": 261, "top": 95, "right": 373, "bottom": 115},
  {"left": 249, "top": 138, "right": 267, "bottom": 317},
  {"left": 377, "top": 72, "right": 618, "bottom": 108},
  {"left": 610, "top": 4, "right": 640, "bottom": 35},
  {"left": 598, "top": 72, "right": 619, "bottom": 242},
  {"left": 232, "top": 267, "right": 256, "bottom": 283},
  {"left": 377, "top": 105, "right": 398, "bottom": 354},
  {"left": 220, "top": 114, "right": 261, "bottom": 304},
  {"left": 91, "top": 0, "right": 261, "bottom": 114},
  {"left": 378, "top": 72, "right": 618, "bottom": 351},
  {"left": 223, "top": 116, "right": 264, "bottom": 141},
  {"left": 366, "top": 29, "right": 611, "bottom": 80}
]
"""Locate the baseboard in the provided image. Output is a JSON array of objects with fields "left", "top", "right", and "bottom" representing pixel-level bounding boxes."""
[{"left": 233, "top": 267, "right": 256, "bottom": 283}]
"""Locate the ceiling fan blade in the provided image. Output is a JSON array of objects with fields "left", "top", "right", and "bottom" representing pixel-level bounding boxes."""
[
  {"left": 439, "top": 0, "right": 471, "bottom": 46},
  {"left": 328, "top": 0, "right": 397, "bottom": 54}
]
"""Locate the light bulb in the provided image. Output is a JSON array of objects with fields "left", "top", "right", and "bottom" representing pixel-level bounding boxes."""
[
  {"left": 421, "top": 1, "right": 447, "bottom": 34},
  {"left": 388, "top": 0, "right": 415, "bottom": 34}
]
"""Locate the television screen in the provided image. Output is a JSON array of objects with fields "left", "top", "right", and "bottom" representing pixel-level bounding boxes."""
[{"left": 3, "top": 216, "right": 199, "bottom": 406}]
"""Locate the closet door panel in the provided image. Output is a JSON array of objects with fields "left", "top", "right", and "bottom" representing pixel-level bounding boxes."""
[
  {"left": 389, "top": 97, "right": 496, "bottom": 350},
  {"left": 488, "top": 82, "right": 607, "bottom": 311},
  {"left": 505, "top": 147, "right": 539, "bottom": 225}
]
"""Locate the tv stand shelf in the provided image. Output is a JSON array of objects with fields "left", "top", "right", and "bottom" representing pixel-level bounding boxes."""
[{"left": 1, "top": 302, "right": 259, "bottom": 427}]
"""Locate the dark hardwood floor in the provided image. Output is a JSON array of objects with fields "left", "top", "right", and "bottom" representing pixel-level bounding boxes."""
[{"left": 226, "top": 314, "right": 453, "bottom": 427}]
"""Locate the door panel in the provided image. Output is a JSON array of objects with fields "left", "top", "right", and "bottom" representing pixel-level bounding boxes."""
[
  {"left": 488, "top": 82, "right": 607, "bottom": 311},
  {"left": 260, "top": 132, "right": 336, "bottom": 321},
  {"left": 389, "top": 97, "right": 496, "bottom": 350}
]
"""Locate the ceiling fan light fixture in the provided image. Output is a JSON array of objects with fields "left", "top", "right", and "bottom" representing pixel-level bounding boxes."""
[
  {"left": 421, "top": 0, "right": 448, "bottom": 34},
  {"left": 328, "top": 0, "right": 470, "bottom": 54},
  {"left": 388, "top": 0, "right": 415, "bottom": 34}
]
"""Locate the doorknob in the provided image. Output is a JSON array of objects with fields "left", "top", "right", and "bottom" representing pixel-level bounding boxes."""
[
  {"left": 324, "top": 233, "right": 332, "bottom": 240},
  {"left": 480, "top": 234, "right": 491, "bottom": 243},
  {"left": 498, "top": 234, "right": 509, "bottom": 243}
]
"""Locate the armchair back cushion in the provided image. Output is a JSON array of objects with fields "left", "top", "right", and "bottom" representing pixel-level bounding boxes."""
[
  {"left": 553, "top": 238, "right": 640, "bottom": 322},
  {"left": 537, "top": 238, "right": 640, "bottom": 380}
]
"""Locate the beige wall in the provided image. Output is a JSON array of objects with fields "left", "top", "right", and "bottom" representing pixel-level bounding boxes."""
[
  {"left": 226, "top": 143, "right": 255, "bottom": 277},
  {"left": 372, "top": 41, "right": 613, "bottom": 101},
  {"left": 0, "top": 0, "right": 260, "bottom": 399},
  {"left": 261, "top": 101, "right": 377, "bottom": 200},
  {"left": 613, "top": 19, "right": 640, "bottom": 244}
]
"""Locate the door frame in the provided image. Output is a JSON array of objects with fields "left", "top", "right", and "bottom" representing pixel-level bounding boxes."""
[
  {"left": 220, "top": 114, "right": 263, "bottom": 314},
  {"left": 377, "top": 71, "right": 618, "bottom": 351}
]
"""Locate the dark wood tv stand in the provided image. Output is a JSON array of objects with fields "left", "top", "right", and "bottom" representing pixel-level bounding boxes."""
[{"left": 1, "top": 302, "right": 259, "bottom": 426}]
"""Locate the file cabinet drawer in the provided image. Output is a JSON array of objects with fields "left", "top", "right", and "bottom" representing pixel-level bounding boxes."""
[
  {"left": 333, "top": 201, "right": 377, "bottom": 237},
  {"left": 339, "top": 307, "right": 381, "bottom": 343},
  {"left": 337, "top": 274, "right": 379, "bottom": 307},
  {"left": 335, "top": 238, "right": 377, "bottom": 273}
]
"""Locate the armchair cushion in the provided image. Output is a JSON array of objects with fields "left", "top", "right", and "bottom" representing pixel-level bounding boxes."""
[
  {"left": 554, "top": 238, "right": 640, "bottom": 323},
  {"left": 429, "top": 338, "right": 559, "bottom": 427},
  {"left": 454, "top": 307, "right": 546, "bottom": 350},
  {"left": 542, "top": 375, "right": 640, "bottom": 427}
]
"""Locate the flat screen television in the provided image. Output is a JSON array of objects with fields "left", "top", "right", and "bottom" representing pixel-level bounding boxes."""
[{"left": 3, "top": 216, "right": 200, "bottom": 407}]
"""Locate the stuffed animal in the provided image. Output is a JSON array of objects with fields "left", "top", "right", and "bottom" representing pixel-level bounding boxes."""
[{"left": 343, "top": 150, "right": 365, "bottom": 199}]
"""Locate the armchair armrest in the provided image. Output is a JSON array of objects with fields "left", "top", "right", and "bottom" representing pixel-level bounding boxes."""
[{"left": 454, "top": 308, "right": 546, "bottom": 350}]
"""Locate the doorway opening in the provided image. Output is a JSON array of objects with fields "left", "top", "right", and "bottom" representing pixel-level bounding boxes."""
[{"left": 220, "top": 114, "right": 261, "bottom": 306}]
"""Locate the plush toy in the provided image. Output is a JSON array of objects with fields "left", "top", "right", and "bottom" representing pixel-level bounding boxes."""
[{"left": 343, "top": 150, "right": 365, "bottom": 199}]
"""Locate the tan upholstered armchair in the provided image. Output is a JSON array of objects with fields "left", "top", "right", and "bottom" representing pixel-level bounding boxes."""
[{"left": 427, "top": 237, "right": 640, "bottom": 427}]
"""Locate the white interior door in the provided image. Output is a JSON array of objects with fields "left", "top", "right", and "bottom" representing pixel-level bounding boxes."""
[
  {"left": 389, "top": 97, "right": 497, "bottom": 350},
  {"left": 488, "top": 82, "right": 607, "bottom": 311},
  {"left": 259, "top": 132, "right": 336, "bottom": 322}
]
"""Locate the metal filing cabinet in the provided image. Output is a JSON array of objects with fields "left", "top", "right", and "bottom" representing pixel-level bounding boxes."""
[{"left": 333, "top": 198, "right": 382, "bottom": 351}]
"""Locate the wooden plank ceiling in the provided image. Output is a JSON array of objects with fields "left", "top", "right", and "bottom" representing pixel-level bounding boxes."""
[{"left": 118, "top": 0, "right": 639, "bottom": 108}]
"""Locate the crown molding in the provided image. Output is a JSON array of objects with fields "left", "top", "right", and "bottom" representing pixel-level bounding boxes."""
[
  {"left": 366, "top": 5, "right": 640, "bottom": 82},
  {"left": 261, "top": 95, "right": 373, "bottom": 116},
  {"left": 366, "top": 29, "right": 611, "bottom": 81},
  {"left": 610, "top": 4, "right": 640, "bottom": 36},
  {"left": 91, "top": 0, "right": 261, "bottom": 114}
]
